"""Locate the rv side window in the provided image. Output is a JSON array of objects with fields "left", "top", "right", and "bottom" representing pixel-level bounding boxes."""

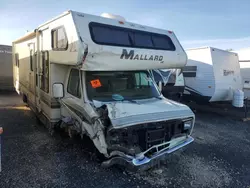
[
  {"left": 51, "top": 27, "right": 68, "bottom": 50},
  {"left": 15, "top": 53, "right": 19, "bottom": 67},
  {"left": 34, "top": 52, "right": 38, "bottom": 86},
  {"left": 30, "top": 50, "right": 33, "bottom": 71},
  {"left": 134, "top": 32, "right": 153, "bottom": 48},
  {"left": 183, "top": 66, "right": 197, "bottom": 77},
  {"left": 67, "top": 69, "right": 81, "bottom": 98},
  {"left": 89, "top": 22, "right": 176, "bottom": 51},
  {"left": 40, "top": 51, "right": 49, "bottom": 93}
]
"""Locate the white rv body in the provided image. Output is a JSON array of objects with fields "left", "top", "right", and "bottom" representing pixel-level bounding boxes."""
[
  {"left": 184, "top": 47, "right": 243, "bottom": 103},
  {"left": 234, "top": 48, "right": 250, "bottom": 98},
  {"left": 13, "top": 10, "right": 194, "bottom": 168}
]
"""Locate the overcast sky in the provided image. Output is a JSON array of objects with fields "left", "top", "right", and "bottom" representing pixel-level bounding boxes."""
[{"left": 1, "top": 0, "right": 250, "bottom": 50}]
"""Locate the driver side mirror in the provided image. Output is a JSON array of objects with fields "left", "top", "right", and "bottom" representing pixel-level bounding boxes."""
[{"left": 53, "top": 83, "right": 64, "bottom": 98}]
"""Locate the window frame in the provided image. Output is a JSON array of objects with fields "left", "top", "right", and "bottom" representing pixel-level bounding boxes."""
[
  {"left": 30, "top": 50, "right": 33, "bottom": 71},
  {"left": 15, "top": 53, "right": 19, "bottom": 67},
  {"left": 67, "top": 69, "right": 82, "bottom": 98},
  {"left": 51, "top": 26, "right": 68, "bottom": 51},
  {"left": 40, "top": 51, "right": 50, "bottom": 93},
  {"left": 89, "top": 22, "right": 176, "bottom": 51},
  {"left": 85, "top": 70, "right": 161, "bottom": 101}
]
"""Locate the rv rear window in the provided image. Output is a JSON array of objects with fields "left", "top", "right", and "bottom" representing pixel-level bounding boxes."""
[{"left": 89, "top": 22, "right": 176, "bottom": 51}]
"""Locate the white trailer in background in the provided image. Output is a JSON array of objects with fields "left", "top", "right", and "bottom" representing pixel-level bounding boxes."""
[
  {"left": 12, "top": 10, "right": 195, "bottom": 168},
  {"left": 234, "top": 48, "right": 250, "bottom": 99},
  {"left": 0, "top": 45, "right": 13, "bottom": 91},
  {"left": 183, "top": 47, "right": 244, "bottom": 106}
]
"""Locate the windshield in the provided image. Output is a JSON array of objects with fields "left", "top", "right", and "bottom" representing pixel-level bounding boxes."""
[{"left": 86, "top": 71, "right": 160, "bottom": 101}]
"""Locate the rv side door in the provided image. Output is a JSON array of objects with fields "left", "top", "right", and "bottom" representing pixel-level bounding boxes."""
[{"left": 28, "top": 44, "right": 35, "bottom": 92}]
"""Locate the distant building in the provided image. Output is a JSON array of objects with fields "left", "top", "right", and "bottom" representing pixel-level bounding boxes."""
[{"left": 0, "top": 45, "right": 14, "bottom": 91}]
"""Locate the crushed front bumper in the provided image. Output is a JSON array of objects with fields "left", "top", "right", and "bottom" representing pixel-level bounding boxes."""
[{"left": 102, "top": 135, "right": 194, "bottom": 170}]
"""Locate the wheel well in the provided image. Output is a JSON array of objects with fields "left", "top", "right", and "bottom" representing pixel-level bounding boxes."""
[{"left": 22, "top": 94, "right": 28, "bottom": 103}]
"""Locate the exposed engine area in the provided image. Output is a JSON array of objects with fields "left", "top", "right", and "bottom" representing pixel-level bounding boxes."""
[
  {"left": 106, "top": 119, "right": 189, "bottom": 157},
  {"left": 95, "top": 105, "right": 191, "bottom": 159},
  {"left": 59, "top": 98, "right": 194, "bottom": 168}
]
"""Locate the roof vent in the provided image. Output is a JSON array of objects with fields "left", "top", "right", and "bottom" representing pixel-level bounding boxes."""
[{"left": 101, "top": 13, "right": 126, "bottom": 21}]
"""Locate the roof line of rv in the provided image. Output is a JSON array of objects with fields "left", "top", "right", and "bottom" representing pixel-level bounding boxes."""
[
  {"left": 37, "top": 10, "right": 72, "bottom": 29},
  {"left": 185, "top": 46, "right": 211, "bottom": 51},
  {"left": 186, "top": 46, "right": 238, "bottom": 54},
  {"left": 13, "top": 10, "right": 177, "bottom": 44},
  {"left": 13, "top": 31, "right": 36, "bottom": 44},
  {"left": 13, "top": 10, "right": 72, "bottom": 44}
]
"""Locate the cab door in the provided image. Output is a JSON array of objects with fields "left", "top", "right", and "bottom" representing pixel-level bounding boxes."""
[{"left": 61, "top": 68, "right": 84, "bottom": 120}]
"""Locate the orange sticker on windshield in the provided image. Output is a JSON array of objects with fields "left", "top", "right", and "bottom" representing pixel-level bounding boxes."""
[{"left": 90, "top": 79, "right": 102, "bottom": 88}]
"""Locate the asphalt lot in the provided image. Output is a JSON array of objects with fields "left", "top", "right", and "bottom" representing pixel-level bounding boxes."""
[{"left": 0, "top": 92, "right": 250, "bottom": 188}]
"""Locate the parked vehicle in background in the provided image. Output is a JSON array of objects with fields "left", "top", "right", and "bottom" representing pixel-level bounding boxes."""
[
  {"left": 0, "top": 127, "right": 3, "bottom": 172},
  {"left": 234, "top": 48, "right": 250, "bottom": 99},
  {"left": 0, "top": 45, "right": 13, "bottom": 91},
  {"left": 12, "top": 10, "right": 195, "bottom": 168},
  {"left": 183, "top": 47, "right": 244, "bottom": 107}
]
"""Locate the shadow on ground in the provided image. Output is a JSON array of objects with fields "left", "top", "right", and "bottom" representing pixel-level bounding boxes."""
[{"left": 0, "top": 93, "right": 250, "bottom": 188}]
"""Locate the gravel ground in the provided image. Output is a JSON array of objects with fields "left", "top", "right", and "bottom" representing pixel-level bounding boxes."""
[{"left": 0, "top": 92, "right": 250, "bottom": 188}]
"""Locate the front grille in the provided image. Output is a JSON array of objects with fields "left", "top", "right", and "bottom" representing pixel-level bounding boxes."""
[
  {"left": 136, "top": 120, "right": 184, "bottom": 151},
  {"left": 107, "top": 119, "right": 185, "bottom": 154}
]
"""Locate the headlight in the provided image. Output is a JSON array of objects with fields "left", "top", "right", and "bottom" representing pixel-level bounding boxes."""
[{"left": 183, "top": 119, "right": 193, "bottom": 130}]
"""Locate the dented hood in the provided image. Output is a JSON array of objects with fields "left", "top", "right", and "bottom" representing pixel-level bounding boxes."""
[{"left": 93, "top": 98, "right": 194, "bottom": 128}]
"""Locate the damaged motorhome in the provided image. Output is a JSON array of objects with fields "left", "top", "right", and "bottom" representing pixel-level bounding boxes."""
[{"left": 13, "top": 10, "right": 195, "bottom": 168}]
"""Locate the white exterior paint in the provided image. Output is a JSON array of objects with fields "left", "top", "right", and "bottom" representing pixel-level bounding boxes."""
[
  {"left": 185, "top": 47, "right": 243, "bottom": 102},
  {"left": 71, "top": 11, "right": 187, "bottom": 70}
]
